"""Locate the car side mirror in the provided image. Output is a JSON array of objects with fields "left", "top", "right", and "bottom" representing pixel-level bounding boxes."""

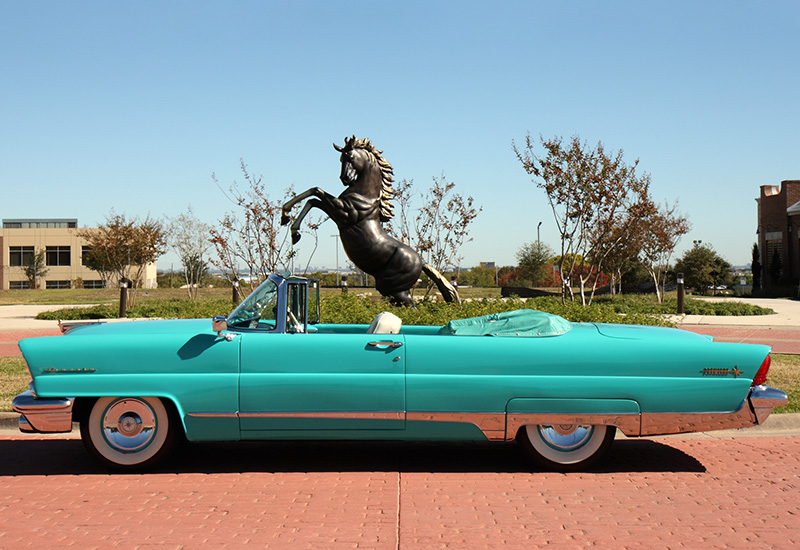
[{"left": 212, "top": 315, "right": 232, "bottom": 340}]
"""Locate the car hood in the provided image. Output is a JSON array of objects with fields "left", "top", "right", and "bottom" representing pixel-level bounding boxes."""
[{"left": 58, "top": 318, "right": 213, "bottom": 337}]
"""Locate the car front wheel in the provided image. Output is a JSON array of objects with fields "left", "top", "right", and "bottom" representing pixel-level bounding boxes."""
[
  {"left": 518, "top": 424, "right": 615, "bottom": 472},
  {"left": 80, "top": 396, "right": 178, "bottom": 470}
]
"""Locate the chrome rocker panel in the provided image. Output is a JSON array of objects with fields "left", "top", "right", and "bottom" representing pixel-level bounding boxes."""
[{"left": 15, "top": 385, "right": 787, "bottom": 439}]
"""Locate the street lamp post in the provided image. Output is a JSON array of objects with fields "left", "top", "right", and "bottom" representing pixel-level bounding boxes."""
[{"left": 331, "top": 235, "right": 340, "bottom": 286}]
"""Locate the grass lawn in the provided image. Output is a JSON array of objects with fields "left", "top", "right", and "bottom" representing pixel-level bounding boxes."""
[
  {"left": 1, "top": 354, "right": 797, "bottom": 414},
  {"left": 769, "top": 354, "right": 800, "bottom": 414},
  {"left": 0, "top": 287, "right": 236, "bottom": 306},
  {"left": 1, "top": 357, "right": 29, "bottom": 412}
]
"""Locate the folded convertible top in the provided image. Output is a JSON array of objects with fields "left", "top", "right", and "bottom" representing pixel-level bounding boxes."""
[{"left": 437, "top": 309, "right": 572, "bottom": 337}]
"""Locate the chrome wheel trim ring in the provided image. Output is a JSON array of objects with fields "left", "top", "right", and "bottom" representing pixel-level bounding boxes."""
[
  {"left": 525, "top": 423, "right": 609, "bottom": 466},
  {"left": 101, "top": 398, "right": 158, "bottom": 453},
  {"left": 537, "top": 424, "right": 594, "bottom": 452}
]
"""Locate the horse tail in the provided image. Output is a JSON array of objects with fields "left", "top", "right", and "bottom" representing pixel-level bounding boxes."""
[{"left": 422, "top": 264, "right": 461, "bottom": 304}]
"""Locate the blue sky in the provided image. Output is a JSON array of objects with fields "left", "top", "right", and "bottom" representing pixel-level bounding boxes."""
[{"left": 2, "top": 1, "right": 798, "bottom": 271}]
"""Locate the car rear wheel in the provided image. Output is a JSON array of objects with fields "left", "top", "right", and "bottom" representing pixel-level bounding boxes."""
[
  {"left": 518, "top": 423, "right": 615, "bottom": 472},
  {"left": 80, "top": 396, "right": 178, "bottom": 470}
]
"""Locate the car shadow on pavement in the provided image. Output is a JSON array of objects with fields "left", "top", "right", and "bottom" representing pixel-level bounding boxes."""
[{"left": 0, "top": 438, "right": 705, "bottom": 476}]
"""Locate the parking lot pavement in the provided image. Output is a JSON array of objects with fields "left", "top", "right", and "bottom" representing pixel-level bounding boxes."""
[{"left": 0, "top": 436, "right": 798, "bottom": 549}]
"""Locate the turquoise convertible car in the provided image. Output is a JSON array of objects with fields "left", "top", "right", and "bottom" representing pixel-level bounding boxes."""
[{"left": 13, "top": 273, "right": 787, "bottom": 471}]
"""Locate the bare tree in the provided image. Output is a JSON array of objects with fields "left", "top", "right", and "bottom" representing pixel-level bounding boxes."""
[
  {"left": 638, "top": 200, "right": 691, "bottom": 303},
  {"left": 209, "top": 160, "right": 316, "bottom": 292},
  {"left": 388, "top": 174, "right": 481, "bottom": 296},
  {"left": 513, "top": 133, "right": 651, "bottom": 305},
  {"left": 166, "top": 206, "right": 212, "bottom": 300}
]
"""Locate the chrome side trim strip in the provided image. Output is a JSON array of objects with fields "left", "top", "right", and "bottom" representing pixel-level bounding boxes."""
[
  {"left": 187, "top": 412, "right": 239, "bottom": 419},
  {"left": 239, "top": 411, "right": 405, "bottom": 421},
  {"left": 12, "top": 390, "right": 74, "bottom": 433},
  {"left": 187, "top": 412, "right": 404, "bottom": 421},
  {"left": 185, "top": 385, "right": 789, "bottom": 440}
]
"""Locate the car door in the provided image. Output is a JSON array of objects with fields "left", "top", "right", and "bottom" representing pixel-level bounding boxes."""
[{"left": 238, "top": 331, "right": 406, "bottom": 432}]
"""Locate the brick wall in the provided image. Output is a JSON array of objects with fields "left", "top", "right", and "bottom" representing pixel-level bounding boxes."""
[{"left": 759, "top": 180, "right": 800, "bottom": 287}]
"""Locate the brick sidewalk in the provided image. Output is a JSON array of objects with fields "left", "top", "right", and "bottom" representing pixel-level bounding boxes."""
[
  {"left": 0, "top": 436, "right": 798, "bottom": 549},
  {"left": 0, "top": 329, "right": 60, "bottom": 357}
]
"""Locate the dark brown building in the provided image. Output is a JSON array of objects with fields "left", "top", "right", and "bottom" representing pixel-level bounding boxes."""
[{"left": 757, "top": 180, "right": 800, "bottom": 287}]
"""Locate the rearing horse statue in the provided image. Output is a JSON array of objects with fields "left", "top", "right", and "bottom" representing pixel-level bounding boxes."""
[{"left": 281, "top": 136, "right": 459, "bottom": 307}]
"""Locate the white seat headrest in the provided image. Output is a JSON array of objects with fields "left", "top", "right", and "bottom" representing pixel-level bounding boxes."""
[{"left": 367, "top": 311, "right": 402, "bottom": 334}]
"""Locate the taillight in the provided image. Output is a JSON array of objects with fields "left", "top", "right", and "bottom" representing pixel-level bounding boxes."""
[{"left": 752, "top": 355, "right": 771, "bottom": 386}]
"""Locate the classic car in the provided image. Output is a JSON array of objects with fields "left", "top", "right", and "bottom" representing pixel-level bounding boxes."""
[{"left": 12, "top": 273, "right": 787, "bottom": 471}]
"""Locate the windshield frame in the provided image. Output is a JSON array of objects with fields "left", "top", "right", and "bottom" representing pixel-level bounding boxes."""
[{"left": 224, "top": 273, "right": 310, "bottom": 333}]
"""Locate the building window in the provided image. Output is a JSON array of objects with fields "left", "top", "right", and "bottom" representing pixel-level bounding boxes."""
[
  {"left": 9, "top": 281, "right": 32, "bottom": 289},
  {"left": 9, "top": 246, "right": 35, "bottom": 267},
  {"left": 81, "top": 246, "right": 94, "bottom": 266},
  {"left": 46, "top": 246, "right": 71, "bottom": 266},
  {"left": 83, "top": 280, "right": 105, "bottom": 289},
  {"left": 45, "top": 280, "right": 71, "bottom": 289},
  {"left": 2, "top": 220, "right": 77, "bottom": 228}
]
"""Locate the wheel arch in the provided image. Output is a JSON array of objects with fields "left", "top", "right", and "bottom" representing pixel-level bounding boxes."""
[{"left": 73, "top": 394, "right": 187, "bottom": 437}]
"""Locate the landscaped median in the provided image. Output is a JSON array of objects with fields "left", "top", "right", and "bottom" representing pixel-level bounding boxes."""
[{"left": 34, "top": 293, "right": 775, "bottom": 326}]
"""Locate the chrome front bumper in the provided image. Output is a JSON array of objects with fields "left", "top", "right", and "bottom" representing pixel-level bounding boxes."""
[{"left": 12, "top": 387, "right": 75, "bottom": 434}]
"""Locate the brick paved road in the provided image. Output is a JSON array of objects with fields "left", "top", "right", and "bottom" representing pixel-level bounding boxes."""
[
  {"left": 0, "top": 435, "right": 798, "bottom": 549},
  {"left": 0, "top": 330, "right": 60, "bottom": 357}
]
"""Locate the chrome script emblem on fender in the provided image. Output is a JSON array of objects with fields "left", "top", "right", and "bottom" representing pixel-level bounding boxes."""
[
  {"left": 42, "top": 368, "right": 97, "bottom": 374},
  {"left": 702, "top": 367, "right": 743, "bottom": 378}
]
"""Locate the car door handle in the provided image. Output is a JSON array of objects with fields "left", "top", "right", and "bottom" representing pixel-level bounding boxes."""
[{"left": 368, "top": 341, "right": 403, "bottom": 349}]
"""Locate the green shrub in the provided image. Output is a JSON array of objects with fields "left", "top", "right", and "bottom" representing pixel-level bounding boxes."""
[
  {"left": 588, "top": 295, "right": 773, "bottom": 316},
  {"left": 36, "top": 298, "right": 232, "bottom": 321},
  {"left": 320, "top": 294, "right": 671, "bottom": 327},
  {"left": 35, "top": 292, "right": 772, "bottom": 326}
]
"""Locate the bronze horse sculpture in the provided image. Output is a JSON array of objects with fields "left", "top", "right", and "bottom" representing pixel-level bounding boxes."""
[{"left": 281, "top": 136, "right": 458, "bottom": 306}]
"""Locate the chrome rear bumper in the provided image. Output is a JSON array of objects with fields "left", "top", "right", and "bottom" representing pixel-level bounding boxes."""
[{"left": 12, "top": 388, "right": 74, "bottom": 434}]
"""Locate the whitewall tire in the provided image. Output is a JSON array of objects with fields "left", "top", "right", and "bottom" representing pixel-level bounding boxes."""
[
  {"left": 80, "top": 396, "right": 178, "bottom": 470},
  {"left": 518, "top": 424, "right": 615, "bottom": 471}
]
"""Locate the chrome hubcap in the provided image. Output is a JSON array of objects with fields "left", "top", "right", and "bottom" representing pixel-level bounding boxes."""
[
  {"left": 102, "top": 398, "right": 157, "bottom": 453},
  {"left": 538, "top": 424, "right": 594, "bottom": 451}
]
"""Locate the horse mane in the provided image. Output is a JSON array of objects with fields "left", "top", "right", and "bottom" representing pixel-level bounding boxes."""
[{"left": 340, "top": 136, "right": 395, "bottom": 222}]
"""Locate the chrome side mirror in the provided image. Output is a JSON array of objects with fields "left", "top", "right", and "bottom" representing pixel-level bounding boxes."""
[{"left": 212, "top": 316, "right": 233, "bottom": 341}]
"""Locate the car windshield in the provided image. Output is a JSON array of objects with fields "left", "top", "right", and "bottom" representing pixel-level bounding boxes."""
[{"left": 227, "top": 279, "right": 279, "bottom": 329}]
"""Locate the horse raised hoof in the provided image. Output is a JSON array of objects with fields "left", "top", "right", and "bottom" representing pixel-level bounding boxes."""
[
  {"left": 291, "top": 231, "right": 302, "bottom": 245},
  {"left": 280, "top": 212, "right": 291, "bottom": 226}
]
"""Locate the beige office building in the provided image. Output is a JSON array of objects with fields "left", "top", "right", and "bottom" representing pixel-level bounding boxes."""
[{"left": 0, "top": 218, "right": 157, "bottom": 290}]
